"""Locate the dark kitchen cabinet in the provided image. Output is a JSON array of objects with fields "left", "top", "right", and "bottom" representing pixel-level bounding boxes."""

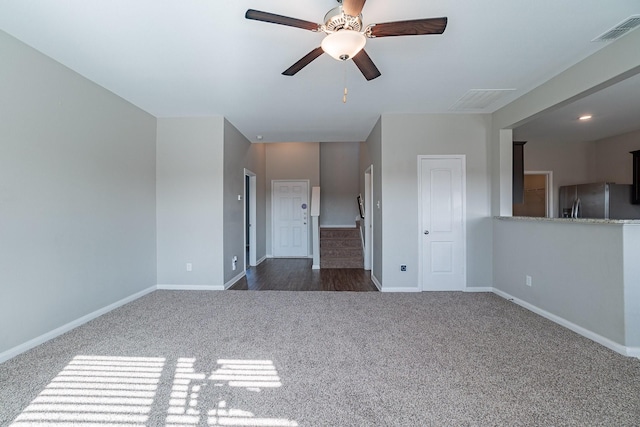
[
  {"left": 632, "top": 150, "right": 640, "bottom": 204},
  {"left": 513, "top": 141, "right": 527, "bottom": 204}
]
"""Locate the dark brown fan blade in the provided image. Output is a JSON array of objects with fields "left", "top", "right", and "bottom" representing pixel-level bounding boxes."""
[
  {"left": 245, "top": 9, "right": 319, "bottom": 31},
  {"left": 342, "top": 0, "right": 366, "bottom": 17},
  {"left": 369, "top": 17, "right": 447, "bottom": 37},
  {"left": 352, "top": 49, "right": 381, "bottom": 81},
  {"left": 282, "top": 47, "right": 324, "bottom": 76}
]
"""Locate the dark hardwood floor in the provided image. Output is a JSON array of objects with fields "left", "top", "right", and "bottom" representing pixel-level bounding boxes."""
[{"left": 229, "top": 258, "right": 378, "bottom": 291}]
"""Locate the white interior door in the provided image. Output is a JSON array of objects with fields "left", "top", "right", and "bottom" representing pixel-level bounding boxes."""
[
  {"left": 272, "top": 180, "right": 309, "bottom": 257},
  {"left": 419, "top": 156, "right": 466, "bottom": 291}
]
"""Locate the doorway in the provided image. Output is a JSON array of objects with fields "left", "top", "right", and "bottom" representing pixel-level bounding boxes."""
[
  {"left": 418, "top": 155, "right": 466, "bottom": 291},
  {"left": 272, "top": 180, "right": 309, "bottom": 257},
  {"left": 513, "top": 171, "right": 553, "bottom": 218},
  {"left": 244, "top": 169, "right": 257, "bottom": 269}
]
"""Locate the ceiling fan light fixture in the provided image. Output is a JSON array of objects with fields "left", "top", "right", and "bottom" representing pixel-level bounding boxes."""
[{"left": 321, "top": 30, "right": 366, "bottom": 61}]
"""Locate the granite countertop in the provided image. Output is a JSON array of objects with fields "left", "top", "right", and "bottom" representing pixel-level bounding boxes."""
[{"left": 495, "top": 216, "right": 640, "bottom": 224}]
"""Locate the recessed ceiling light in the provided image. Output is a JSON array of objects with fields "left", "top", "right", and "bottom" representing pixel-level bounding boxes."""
[
  {"left": 579, "top": 115, "right": 592, "bottom": 121},
  {"left": 256, "top": 135, "right": 263, "bottom": 140}
]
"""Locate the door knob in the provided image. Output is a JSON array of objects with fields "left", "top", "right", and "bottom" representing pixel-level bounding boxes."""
[{"left": 424, "top": 230, "right": 429, "bottom": 235}]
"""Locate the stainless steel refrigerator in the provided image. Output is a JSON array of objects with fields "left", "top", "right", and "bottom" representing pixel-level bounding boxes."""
[{"left": 559, "top": 182, "right": 640, "bottom": 219}]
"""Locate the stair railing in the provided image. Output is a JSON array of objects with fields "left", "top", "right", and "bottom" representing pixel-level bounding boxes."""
[{"left": 311, "top": 186, "right": 321, "bottom": 270}]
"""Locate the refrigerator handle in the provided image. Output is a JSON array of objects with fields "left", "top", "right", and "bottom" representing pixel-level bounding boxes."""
[{"left": 572, "top": 198, "right": 581, "bottom": 218}]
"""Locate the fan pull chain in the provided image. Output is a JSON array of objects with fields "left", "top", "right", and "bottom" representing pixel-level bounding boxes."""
[{"left": 343, "top": 61, "right": 348, "bottom": 104}]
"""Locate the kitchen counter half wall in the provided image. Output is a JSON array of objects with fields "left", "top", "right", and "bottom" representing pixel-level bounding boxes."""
[
  {"left": 495, "top": 216, "right": 640, "bottom": 224},
  {"left": 493, "top": 217, "right": 640, "bottom": 357}
]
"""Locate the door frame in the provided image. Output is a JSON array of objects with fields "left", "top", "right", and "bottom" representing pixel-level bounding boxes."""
[
  {"left": 364, "top": 165, "right": 373, "bottom": 271},
  {"left": 244, "top": 169, "right": 257, "bottom": 268},
  {"left": 271, "top": 179, "right": 310, "bottom": 257},
  {"left": 524, "top": 170, "right": 554, "bottom": 218},
  {"left": 417, "top": 155, "right": 467, "bottom": 291}
]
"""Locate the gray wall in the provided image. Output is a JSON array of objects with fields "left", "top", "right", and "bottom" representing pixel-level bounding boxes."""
[
  {"left": 379, "top": 114, "right": 493, "bottom": 290},
  {"left": 0, "top": 31, "right": 157, "bottom": 354},
  {"left": 364, "top": 119, "right": 383, "bottom": 285},
  {"left": 490, "top": 28, "right": 640, "bottom": 352},
  {"left": 156, "top": 117, "right": 224, "bottom": 287},
  {"left": 493, "top": 219, "right": 627, "bottom": 345},
  {"left": 223, "top": 119, "right": 266, "bottom": 283},
  {"left": 623, "top": 225, "right": 640, "bottom": 347},
  {"left": 265, "top": 142, "right": 320, "bottom": 257},
  {"left": 319, "top": 142, "right": 360, "bottom": 227},
  {"left": 593, "top": 129, "right": 640, "bottom": 185}
]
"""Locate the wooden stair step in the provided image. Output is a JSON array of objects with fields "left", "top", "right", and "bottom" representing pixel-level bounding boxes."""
[{"left": 319, "top": 227, "right": 363, "bottom": 269}]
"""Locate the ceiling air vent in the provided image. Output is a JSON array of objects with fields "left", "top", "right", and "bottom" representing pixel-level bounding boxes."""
[
  {"left": 592, "top": 15, "right": 640, "bottom": 42},
  {"left": 449, "top": 89, "right": 515, "bottom": 111}
]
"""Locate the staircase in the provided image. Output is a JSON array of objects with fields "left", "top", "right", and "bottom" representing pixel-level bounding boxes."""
[{"left": 320, "top": 227, "right": 363, "bottom": 269}]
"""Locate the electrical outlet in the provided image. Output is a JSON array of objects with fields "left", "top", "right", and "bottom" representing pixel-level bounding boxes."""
[
  {"left": 526, "top": 275, "right": 532, "bottom": 287},
  {"left": 186, "top": 263, "right": 192, "bottom": 272},
  {"left": 232, "top": 256, "right": 238, "bottom": 271},
  {"left": 400, "top": 265, "right": 407, "bottom": 272}
]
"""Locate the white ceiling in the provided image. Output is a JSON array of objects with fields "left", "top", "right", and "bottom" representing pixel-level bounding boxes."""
[{"left": 1, "top": 0, "right": 639, "bottom": 142}]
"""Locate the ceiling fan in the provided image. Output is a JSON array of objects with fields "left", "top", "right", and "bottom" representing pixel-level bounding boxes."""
[{"left": 245, "top": 0, "right": 447, "bottom": 81}]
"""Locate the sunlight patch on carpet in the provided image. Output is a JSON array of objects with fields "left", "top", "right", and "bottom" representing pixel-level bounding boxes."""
[
  {"left": 11, "top": 355, "right": 164, "bottom": 426},
  {"left": 11, "top": 355, "right": 297, "bottom": 427}
]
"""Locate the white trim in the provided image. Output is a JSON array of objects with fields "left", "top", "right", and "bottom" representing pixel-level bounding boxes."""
[
  {"left": 464, "top": 287, "right": 493, "bottom": 292},
  {"left": 0, "top": 286, "right": 156, "bottom": 364},
  {"left": 310, "top": 186, "right": 321, "bottom": 217},
  {"left": 492, "top": 288, "right": 632, "bottom": 358},
  {"left": 266, "top": 254, "right": 273, "bottom": 258},
  {"left": 157, "top": 284, "right": 224, "bottom": 291},
  {"left": 320, "top": 224, "right": 357, "bottom": 228},
  {"left": 364, "top": 165, "right": 373, "bottom": 272},
  {"left": 380, "top": 286, "right": 421, "bottom": 293},
  {"left": 371, "top": 274, "right": 382, "bottom": 291},
  {"left": 256, "top": 255, "right": 267, "bottom": 265},
  {"left": 224, "top": 271, "right": 246, "bottom": 289},
  {"left": 417, "top": 155, "right": 467, "bottom": 292},
  {"left": 311, "top": 187, "right": 321, "bottom": 270}
]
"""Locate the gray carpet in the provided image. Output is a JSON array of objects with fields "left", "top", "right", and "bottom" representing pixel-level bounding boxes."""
[{"left": 1, "top": 291, "right": 639, "bottom": 426}]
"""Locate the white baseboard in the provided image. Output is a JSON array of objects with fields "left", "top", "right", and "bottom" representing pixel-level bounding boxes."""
[
  {"left": 371, "top": 274, "right": 382, "bottom": 291},
  {"left": 380, "top": 286, "right": 421, "bottom": 293},
  {"left": 627, "top": 347, "right": 640, "bottom": 358},
  {"left": 312, "top": 265, "right": 320, "bottom": 270},
  {"left": 492, "top": 288, "right": 632, "bottom": 358},
  {"left": 255, "top": 255, "right": 267, "bottom": 266},
  {"left": 464, "top": 286, "right": 493, "bottom": 292},
  {"left": 224, "top": 271, "right": 246, "bottom": 289},
  {"left": 157, "top": 284, "right": 224, "bottom": 291},
  {"left": 320, "top": 225, "right": 357, "bottom": 228},
  {"left": 0, "top": 285, "right": 156, "bottom": 364}
]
